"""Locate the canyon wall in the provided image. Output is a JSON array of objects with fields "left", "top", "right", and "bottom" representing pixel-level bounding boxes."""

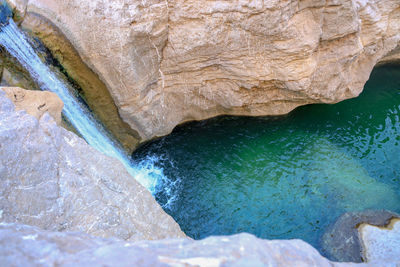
[{"left": 6, "top": 0, "right": 400, "bottom": 143}]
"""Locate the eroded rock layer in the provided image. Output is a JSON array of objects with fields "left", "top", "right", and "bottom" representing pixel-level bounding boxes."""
[
  {"left": 7, "top": 0, "right": 400, "bottom": 142},
  {"left": 0, "top": 88, "right": 185, "bottom": 241}
]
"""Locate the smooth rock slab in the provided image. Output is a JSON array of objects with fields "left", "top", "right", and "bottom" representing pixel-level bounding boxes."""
[
  {"left": 0, "top": 223, "right": 367, "bottom": 267},
  {"left": 359, "top": 219, "right": 400, "bottom": 263},
  {"left": 0, "top": 89, "right": 185, "bottom": 241}
]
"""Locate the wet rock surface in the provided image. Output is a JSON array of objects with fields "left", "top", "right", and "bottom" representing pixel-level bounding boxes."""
[
  {"left": 320, "top": 210, "right": 400, "bottom": 263},
  {"left": 0, "top": 89, "right": 185, "bottom": 241},
  {"left": 0, "top": 48, "right": 41, "bottom": 91}
]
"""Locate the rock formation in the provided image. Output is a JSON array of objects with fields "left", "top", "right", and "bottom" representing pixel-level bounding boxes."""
[
  {"left": 320, "top": 210, "right": 400, "bottom": 263},
  {"left": 0, "top": 222, "right": 368, "bottom": 266},
  {"left": 2, "top": 86, "right": 63, "bottom": 124},
  {"left": 378, "top": 46, "right": 400, "bottom": 66},
  {"left": 359, "top": 218, "right": 400, "bottom": 262},
  {"left": 0, "top": 88, "right": 185, "bottom": 241},
  {"left": 6, "top": 0, "right": 400, "bottom": 143}
]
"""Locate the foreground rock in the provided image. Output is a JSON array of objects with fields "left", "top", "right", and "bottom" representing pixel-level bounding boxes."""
[
  {"left": 0, "top": 89, "right": 185, "bottom": 240},
  {"left": 0, "top": 223, "right": 367, "bottom": 267},
  {"left": 321, "top": 210, "right": 400, "bottom": 263},
  {"left": 359, "top": 219, "right": 400, "bottom": 263},
  {"left": 2, "top": 86, "right": 63, "bottom": 124},
  {"left": 7, "top": 0, "right": 400, "bottom": 142}
]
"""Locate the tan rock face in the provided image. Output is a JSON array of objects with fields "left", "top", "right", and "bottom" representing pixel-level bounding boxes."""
[
  {"left": 7, "top": 0, "right": 400, "bottom": 142},
  {"left": 17, "top": 11, "right": 141, "bottom": 152},
  {"left": 1, "top": 86, "right": 63, "bottom": 124}
]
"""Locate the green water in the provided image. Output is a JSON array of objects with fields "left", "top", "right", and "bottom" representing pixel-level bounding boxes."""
[{"left": 133, "top": 65, "right": 400, "bottom": 253}]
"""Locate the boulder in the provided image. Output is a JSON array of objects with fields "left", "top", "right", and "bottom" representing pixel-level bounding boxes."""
[
  {"left": 1, "top": 86, "right": 63, "bottom": 124},
  {"left": 359, "top": 218, "right": 400, "bottom": 263},
  {"left": 6, "top": 0, "right": 400, "bottom": 143},
  {"left": 0, "top": 89, "right": 185, "bottom": 241},
  {"left": 0, "top": 222, "right": 367, "bottom": 267},
  {"left": 320, "top": 210, "right": 400, "bottom": 262}
]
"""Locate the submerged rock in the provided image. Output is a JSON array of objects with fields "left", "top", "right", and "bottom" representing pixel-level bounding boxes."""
[
  {"left": 309, "top": 138, "right": 400, "bottom": 212},
  {"left": 0, "top": 89, "right": 185, "bottom": 240},
  {"left": 0, "top": 222, "right": 369, "bottom": 266},
  {"left": 320, "top": 210, "right": 400, "bottom": 263},
  {"left": 6, "top": 0, "right": 400, "bottom": 142}
]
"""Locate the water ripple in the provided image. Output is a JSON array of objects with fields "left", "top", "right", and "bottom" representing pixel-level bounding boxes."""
[{"left": 133, "top": 65, "right": 400, "bottom": 255}]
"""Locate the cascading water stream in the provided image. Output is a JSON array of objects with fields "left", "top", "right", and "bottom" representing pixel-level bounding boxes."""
[{"left": 0, "top": 19, "right": 164, "bottom": 194}]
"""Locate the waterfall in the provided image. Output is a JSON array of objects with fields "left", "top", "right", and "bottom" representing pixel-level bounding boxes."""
[{"left": 0, "top": 19, "right": 163, "bottom": 194}]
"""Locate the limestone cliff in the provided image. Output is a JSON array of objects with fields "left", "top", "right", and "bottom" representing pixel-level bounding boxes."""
[
  {"left": 0, "top": 88, "right": 185, "bottom": 241},
  {"left": 7, "top": 0, "right": 400, "bottom": 143}
]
